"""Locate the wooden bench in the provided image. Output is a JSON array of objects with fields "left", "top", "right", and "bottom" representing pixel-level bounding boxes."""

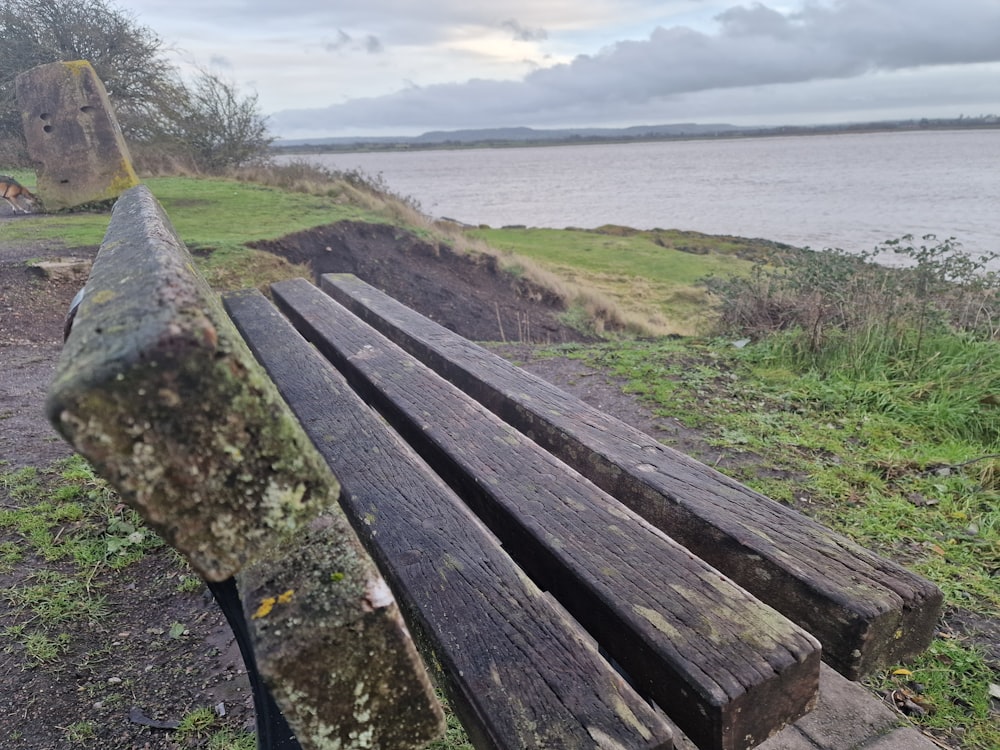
[
  {"left": 46, "top": 185, "right": 942, "bottom": 750},
  {"left": 312, "top": 274, "right": 945, "bottom": 681}
]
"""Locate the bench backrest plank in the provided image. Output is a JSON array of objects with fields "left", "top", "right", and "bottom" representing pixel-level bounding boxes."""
[
  {"left": 223, "top": 288, "right": 675, "bottom": 750},
  {"left": 317, "top": 272, "right": 943, "bottom": 680},
  {"left": 266, "top": 279, "right": 821, "bottom": 750},
  {"left": 45, "top": 186, "right": 443, "bottom": 750}
]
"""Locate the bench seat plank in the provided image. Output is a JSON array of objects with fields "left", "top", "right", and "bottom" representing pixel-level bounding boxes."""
[
  {"left": 45, "top": 186, "right": 444, "bottom": 750},
  {"left": 224, "top": 289, "right": 674, "bottom": 750},
  {"left": 317, "top": 273, "right": 943, "bottom": 680},
  {"left": 268, "top": 279, "right": 821, "bottom": 750}
]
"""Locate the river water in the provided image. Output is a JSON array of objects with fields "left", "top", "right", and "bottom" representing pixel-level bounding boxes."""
[{"left": 283, "top": 129, "right": 999, "bottom": 264}]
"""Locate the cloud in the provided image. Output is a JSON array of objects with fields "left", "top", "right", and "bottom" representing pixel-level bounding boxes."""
[
  {"left": 501, "top": 19, "right": 549, "bottom": 42},
  {"left": 324, "top": 30, "right": 353, "bottom": 53},
  {"left": 268, "top": 0, "right": 1000, "bottom": 134},
  {"left": 323, "top": 28, "right": 383, "bottom": 54}
]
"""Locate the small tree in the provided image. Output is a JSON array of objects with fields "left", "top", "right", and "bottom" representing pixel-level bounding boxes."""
[
  {"left": 172, "top": 70, "right": 272, "bottom": 170},
  {"left": 0, "top": 0, "right": 186, "bottom": 144},
  {"left": 0, "top": 0, "right": 272, "bottom": 172}
]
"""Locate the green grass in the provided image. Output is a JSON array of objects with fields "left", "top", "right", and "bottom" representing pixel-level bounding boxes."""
[
  {"left": 63, "top": 720, "right": 97, "bottom": 743},
  {"left": 555, "top": 336, "right": 999, "bottom": 748},
  {"left": 0, "top": 455, "right": 161, "bottom": 572},
  {"left": 867, "top": 637, "right": 999, "bottom": 750},
  {"left": 1, "top": 456, "right": 161, "bottom": 666},
  {"left": 176, "top": 706, "right": 218, "bottom": 739},
  {"left": 470, "top": 226, "right": 759, "bottom": 335},
  {"left": 0, "top": 174, "right": 380, "bottom": 245},
  {"left": 0, "top": 173, "right": 391, "bottom": 290},
  {"left": 144, "top": 175, "right": 380, "bottom": 250}
]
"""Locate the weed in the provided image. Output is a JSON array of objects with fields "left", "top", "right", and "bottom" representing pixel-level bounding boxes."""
[
  {"left": 707, "top": 235, "right": 1000, "bottom": 378},
  {"left": 207, "top": 728, "right": 257, "bottom": 749},
  {"left": 105, "top": 512, "right": 160, "bottom": 567},
  {"left": 176, "top": 706, "right": 217, "bottom": 739},
  {"left": 177, "top": 574, "right": 204, "bottom": 594},
  {"left": 22, "top": 631, "right": 71, "bottom": 664},
  {"left": 62, "top": 720, "right": 96, "bottom": 743}
]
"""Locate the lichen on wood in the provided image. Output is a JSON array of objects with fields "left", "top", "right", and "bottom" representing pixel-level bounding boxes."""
[
  {"left": 45, "top": 185, "right": 444, "bottom": 749},
  {"left": 47, "top": 185, "right": 336, "bottom": 581}
]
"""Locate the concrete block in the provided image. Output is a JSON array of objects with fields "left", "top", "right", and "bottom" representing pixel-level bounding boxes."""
[
  {"left": 862, "top": 727, "right": 940, "bottom": 750},
  {"left": 15, "top": 60, "right": 139, "bottom": 210},
  {"left": 792, "top": 665, "right": 900, "bottom": 749}
]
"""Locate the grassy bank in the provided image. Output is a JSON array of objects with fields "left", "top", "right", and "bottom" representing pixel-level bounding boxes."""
[
  {"left": 3, "top": 167, "right": 767, "bottom": 335},
  {"left": 1, "top": 170, "right": 388, "bottom": 290}
]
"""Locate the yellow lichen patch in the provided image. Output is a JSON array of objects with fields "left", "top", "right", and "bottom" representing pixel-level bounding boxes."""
[
  {"left": 252, "top": 596, "right": 277, "bottom": 619},
  {"left": 633, "top": 605, "right": 682, "bottom": 640},
  {"left": 252, "top": 589, "right": 295, "bottom": 619},
  {"left": 91, "top": 289, "right": 117, "bottom": 306}
]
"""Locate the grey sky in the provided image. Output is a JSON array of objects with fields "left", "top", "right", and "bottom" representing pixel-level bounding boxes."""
[{"left": 121, "top": 0, "right": 1000, "bottom": 137}]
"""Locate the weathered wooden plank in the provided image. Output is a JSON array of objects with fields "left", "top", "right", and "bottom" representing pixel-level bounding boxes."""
[
  {"left": 224, "top": 288, "right": 674, "bottom": 750},
  {"left": 269, "top": 279, "right": 821, "bottom": 750},
  {"left": 45, "top": 186, "right": 444, "bottom": 750},
  {"left": 318, "top": 272, "right": 944, "bottom": 680}
]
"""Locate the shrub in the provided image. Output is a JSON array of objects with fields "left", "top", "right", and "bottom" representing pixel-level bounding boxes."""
[
  {"left": 708, "top": 235, "right": 999, "bottom": 367},
  {"left": 706, "top": 236, "right": 1000, "bottom": 444}
]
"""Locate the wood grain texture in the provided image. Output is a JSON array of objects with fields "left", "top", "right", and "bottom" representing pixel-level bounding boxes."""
[
  {"left": 44, "top": 187, "right": 443, "bottom": 750},
  {"left": 317, "top": 272, "right": 943, "bottom": 680},
  {"left": 268, "top": 279, "right": 821, "bottom": 750},
  {"left": 224, "top": 288, "right": 673, "bottom": 750}
]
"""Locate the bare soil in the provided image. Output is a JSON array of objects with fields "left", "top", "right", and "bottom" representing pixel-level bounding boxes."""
[{"left": 1, "top": 218, "right": 994, "bottom": 748}]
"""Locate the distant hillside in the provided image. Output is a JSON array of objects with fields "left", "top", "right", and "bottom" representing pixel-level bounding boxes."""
[
  {"left": 272, "top": 116, "right": 999, "bottom": 153},
  {"left": 274, "top": 123, "right": 745, "bottom": 150}
]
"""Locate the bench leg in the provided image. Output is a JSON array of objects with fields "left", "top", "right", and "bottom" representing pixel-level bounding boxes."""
[{"left": 206, "top": 578, "right": 303, "bottom": 750}]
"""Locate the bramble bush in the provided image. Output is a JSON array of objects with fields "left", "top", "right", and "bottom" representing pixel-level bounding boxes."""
[
  {"left": 706, "top": 235, "right": 999, "bottom": 367},
  {"left": 704, "top": 236, "right": 1000, "bottom": 445}
]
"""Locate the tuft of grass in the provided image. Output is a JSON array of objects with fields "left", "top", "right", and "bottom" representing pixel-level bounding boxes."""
[
  {"left": 8, "top": 569, "right": 107, "bottom": 625},
  {"left": 63, "top": 720, "right": 97, "bottom": 744},
  {"left": 176, "top": 706, "right": 218, "bottom": 740},
  {"left": 22, "top": 630, "right": 71, "bottom": 665},
  {"left": 867, "top": 637, "right": 1000, "bottom": 750},
  {"left": 1, "top": 456, "right": 163, "bottom": 671},
  {"left": 206, "top": 727, "right": 257, "bottom": 749}
]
